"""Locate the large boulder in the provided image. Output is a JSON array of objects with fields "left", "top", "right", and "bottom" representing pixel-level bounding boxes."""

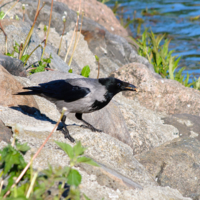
[
  {"left": 0, "top": 19, "right": 41, "bottom": 67},
  {"left": 57, "top": 0, "right": 129, "bottom": 38},
  {"left": 135, "top": 137, "right": 200, "bottom": 199},
  {"left": 0, "top": 120, "right": 12, "bottom": 143},
  {"left": 0, "top": 65, "right": 39, "bottom": 114},
  {"left": 111, "top": 62, "right": 200, "bottom": 116},
  {"left": 0, "top": 54, "right": 27, "bottom": 77},
  {"left": 113, "top": 93, "right": 179, "bottom": 155},
  {"left": 163, "top": 114, "right": 200, "bottom": 140}
]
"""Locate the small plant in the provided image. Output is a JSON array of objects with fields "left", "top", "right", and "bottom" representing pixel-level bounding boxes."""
[
  {"left": 5, "top": 41, "right": 29, "bottom": 62},
  {"left": 0, "top": 11, "right": 5, "bottom": 19},
  {"left": 64, "top": 0, "right": 83, "bottom": 76},
  {"left": 1, "top": 0, "right": 19, "bottom": 20},
  {"left": 190, "top": 15, "right": 200, "bottom": 21},
  {"left": 41, "top": 0, "right": 53, "bottom": 59},
  {"left": 58, "top": 15, "right": 67, "bottom": 56},
  {"left": 66, "top": 10, "right": 84, "bottom": 67},
  {"left": 120, "top": 16, "right": 135, "bottom": 29},
  {"left": 81, "top": 65, "right": 90, "bottom": 78},
  {"left": 22, "top": 4, "right": 25, "bottom": 21},
  {"left": 0, "top": 140, "right": 31, "bottom": 197},
  {"left": 29, "top": 54, "right": 52, "bottom": 74},
  {"left": 112, "top": 1, "right": 120, "bottom": 16},
  {"left": 68, "top": 65, "right": 91, "bottom": 78},
  {"left": 19, "top": 0, "right": 45, "bottom": 60},
  {"left": 100, "top": 0, "right": 110, "bottom": 3},
  {"left": 95, "top": 55, "right": 100, "bottom": 78},
  {"left": 68, "top": 68, "right": 73, "bottom": 73},
  {"left": 0, "top": 20, "right": 7, "bottom": 54},
  {"left": 141, "top": 8, "right": 160, "bottom": 16}
]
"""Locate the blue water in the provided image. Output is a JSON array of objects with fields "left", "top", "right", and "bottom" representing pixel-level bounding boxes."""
[{"left": 106, "top": 0, "right": 200, "bottom": 78}]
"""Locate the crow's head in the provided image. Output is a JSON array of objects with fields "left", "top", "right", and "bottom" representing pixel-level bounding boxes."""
[{"left": 99, "top": 77, "right": 137, "bottom": 96}]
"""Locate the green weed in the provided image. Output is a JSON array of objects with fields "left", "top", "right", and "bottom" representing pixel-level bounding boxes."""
[
  {"left": 0, "top": 139, "right": 98, "bottom": 199},
  {"left": 130, "top": 29, "right": 200, "bottom": 90},
  {"left": 81, "top": 65, "right": 90, "bottom": 78},
  {"left": 29, "top": 54, "right": 52, "bottom": 74}
]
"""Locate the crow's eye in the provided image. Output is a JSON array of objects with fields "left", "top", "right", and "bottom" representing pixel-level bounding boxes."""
[{"left": 117, "top": 83, "right": 121, "bottom": 88}]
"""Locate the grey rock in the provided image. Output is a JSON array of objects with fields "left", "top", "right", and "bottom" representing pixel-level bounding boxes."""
[
  {"left": 0, "top": 19, "right": 69, "bottom": 76},
  {"left": 0, "top": 65, "right": 39, "bottom": 114},
  {"left": 68, "top": 100, "right": 133, "bottom": 148},
  {"left": 29, "top": 70, "right": 81, "bottom": 83},
  {"left": 113, "top": 94, "right": 179, "bottom": 155},
  {"left": 1, "top": 0, "right": 154, "bottom": 78},
  {"left": 0, "top": 120, "right": 12, "bottom": 143},
  {"left": 163, "top": 114, "right": 200, "bottom": 140},
  {"left": 0, "top": 19, "right": 42, "bottom": 67},
  {"left": 78, "top": 163, "right": 143, "bottom": 190},
  {"left": 112, "top": 62, "right": 200, "bottom": 116},
  {"left": 44, "top": 45, "right": 70, "bottom": 72},
  {"left": 0, "top": 54, "right": 27, "bottom": 77},
  {"left": 135, "top": 137, "right": 200, "bottom": 199},
  {"left": 129, "top": 53, "right": 155, "bottom": 73}
]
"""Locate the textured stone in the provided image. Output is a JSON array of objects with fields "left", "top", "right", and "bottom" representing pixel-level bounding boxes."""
[
  {"left": 0, "top": 120, "right": 12, "bottom": 143},
  {"left": 36, "top": 28, "right": 98, "bottom": 78},
  {"left": 69, "top": 100, "right": 133, "bottom": 148},
  {"left": 57, "top": 0, "right": 129, "bottom": 38},
  {"left": 111, "top": 62, "right": 200, "bottom": 116},
  {"left": 0, "top": 65, "right": 39, "bottom": 114},
  {"left": 135, "top": 137, "right": 200, "bottom": 199},
  {"left": 78, "top": 163, "right": 142, "bottom": 191},
  {"left": 0, "top": 19, "right": 41, "bottom": 67},
  {"left": 113, "top": 93, "right": 179, "bottom": 155},
  {"left": 0, "top": 54, "right": 27, "bottom": 77},
  {"left": 163, "top": 114, "right": 200, "bottom": 140}
]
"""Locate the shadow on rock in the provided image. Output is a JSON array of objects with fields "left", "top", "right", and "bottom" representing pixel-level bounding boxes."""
[{"left": 10, "top": 105, "right": 78, "bottom": 133}]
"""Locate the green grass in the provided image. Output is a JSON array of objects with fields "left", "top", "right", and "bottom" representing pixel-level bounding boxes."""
[{"left": 130, "top": 29, "right": 200, "bottom": 90}]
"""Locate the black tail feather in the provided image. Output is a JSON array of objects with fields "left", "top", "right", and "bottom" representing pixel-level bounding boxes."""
[
  {"left": 15, "top": 91, "right": 40, "bottom": 95},
  {"left": 15, "top": 86, "right": 42, "bottom": 95},
  {"left": 23, "top": 86, "right": 42, "bottom": 91}
]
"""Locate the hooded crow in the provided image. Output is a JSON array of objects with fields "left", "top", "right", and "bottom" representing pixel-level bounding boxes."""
[{"left": 17, "top": 77, "right": 137, "bottom": 142}]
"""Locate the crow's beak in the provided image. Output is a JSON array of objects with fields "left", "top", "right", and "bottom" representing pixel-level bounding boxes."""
[{"left": 124, "top": 84, "right": 138, "bottom": 92}]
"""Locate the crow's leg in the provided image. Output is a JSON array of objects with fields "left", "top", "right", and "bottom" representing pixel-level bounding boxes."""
[
  {"left": 61, "top": 115, "right": 75, "bottom": 143},
  {"left": 75, "top": 113, "right": 102, "bottom": 132}
]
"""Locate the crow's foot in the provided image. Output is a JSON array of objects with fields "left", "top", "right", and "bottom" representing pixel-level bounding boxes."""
[
  {"left": 80, "top": 124, "right": 102, "bottom": 132},
  {"left": 62, "top": 129, "right": 75, "bottom": 143}
]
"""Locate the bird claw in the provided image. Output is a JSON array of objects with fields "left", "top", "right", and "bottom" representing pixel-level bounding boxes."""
[
  {"left": 62, "top": 129, "right": 75, "bottom": 143},
  {"left": 80, "top": 125, "right": 102, "bottom": 132},
  {"left": 65, "top": 135, "right": 75, "bottom": 143}
]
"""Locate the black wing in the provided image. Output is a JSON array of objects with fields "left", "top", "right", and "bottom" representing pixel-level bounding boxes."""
[{"left": 18, "top": 79, "right": 91, "bottom": 102}]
